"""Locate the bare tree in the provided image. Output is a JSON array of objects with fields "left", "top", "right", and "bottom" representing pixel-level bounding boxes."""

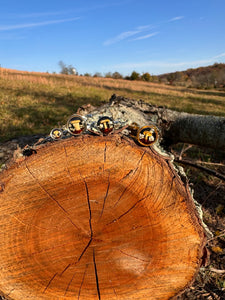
[{"left": 58, "top": 61, "right": 77, "bottom": 75}]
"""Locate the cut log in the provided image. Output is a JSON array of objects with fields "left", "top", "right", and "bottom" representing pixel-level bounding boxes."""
[
  {"left": 79, "top": 94, "right": 225, "bottom": 151},
  {"left": 0, "top": 134, "right": 205, "bottom": 300}
]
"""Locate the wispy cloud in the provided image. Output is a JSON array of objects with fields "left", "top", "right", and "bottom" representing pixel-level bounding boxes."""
[
  {"left": 13, "top": 11, "right": 73, "bottom": 18},
  {"left": 9, "top": 1, "right": 133, "bottom": 19},
  {"left": 136, "top": 25, "right": 155, "bottom": 31},
  {"left": 214, "top": 52, "right": 225, "bottom": 59},
  {"left": 103, "top": 16, "right": 184, "bottom": 46},
  {"left": 169, "top": 16, "right": 184, "bottom": 22},
  {"left": 103, "top": 25, "right": 157, "bottom": 46},
  {"left": 103, "top": 29, "right": 141, "bottom": 46},
  {"left": 0, "top": 17, "right": 80, "bottom": 31},
  {"left": 131, "top": 32, "right": 159, "bottom": 41}
]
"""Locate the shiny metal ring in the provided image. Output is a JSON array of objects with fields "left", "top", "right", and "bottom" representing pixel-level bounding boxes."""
[
  {"left": 97, "top": 116, "right": 114, "bottom": 135},
  {"left": 67, "top": 114, "right": 87, "bottom": 136},
  {"left": 137, "top": 125, "right": 159, "bottom": 146},
  {"left": 50, "top": 128, "right": 64, "bottom": 140}
]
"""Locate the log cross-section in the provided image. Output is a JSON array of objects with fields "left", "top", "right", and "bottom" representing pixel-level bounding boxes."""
[{"left": 0, "top": 135, "right": 205, "bottom": 300}]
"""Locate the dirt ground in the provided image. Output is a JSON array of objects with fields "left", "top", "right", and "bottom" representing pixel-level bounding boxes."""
[{"left": 0, "top": 137, "right": 224, "bottom": 300}]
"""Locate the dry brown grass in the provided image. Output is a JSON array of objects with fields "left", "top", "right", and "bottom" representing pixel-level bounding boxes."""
[{"left": 0, "top": 68, "right": 225, "bottom": 141}]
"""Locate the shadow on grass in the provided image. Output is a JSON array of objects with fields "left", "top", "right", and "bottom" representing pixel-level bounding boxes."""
[
  {"left": 1, "top": 83, "right": 225, "bottom": 113},
  {"left": 0, "top": 85, "right": 105, "bottom": 107},
  {"left": 193, "top": 89, "right": 225, "bottom": 98},
  {"left": 101, "top": 85, "right": 225, "bottom": 109},
  {"left": 0, "top": 93, "right": 105, "bottom": 142},
  {"left": 149, "top": 83, "right": 225, "bottom": 98}
]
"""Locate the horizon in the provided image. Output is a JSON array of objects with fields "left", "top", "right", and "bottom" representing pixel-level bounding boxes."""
[
  {"left": 1, "top": 62, "right": 224, "bottom": 78},
  {"left": 1, "top": 0, "right": 225, "bottom": 76}
]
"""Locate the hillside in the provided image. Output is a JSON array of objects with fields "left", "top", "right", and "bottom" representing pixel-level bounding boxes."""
[
  {"left": 0, "top": 67, "right": 225, "bottom": 142},
  {"left": 158, "top": 63, "right": 225, "bottom": 88}
]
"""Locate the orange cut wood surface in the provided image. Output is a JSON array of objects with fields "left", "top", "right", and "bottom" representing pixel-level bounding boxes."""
[{"left": 0, "top": 135, "right": 205, "bottom": 299}]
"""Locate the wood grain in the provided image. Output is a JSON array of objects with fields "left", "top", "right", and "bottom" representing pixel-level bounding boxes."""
[{"left": 0, "top": 135, "right": 205, "bottom": 299}]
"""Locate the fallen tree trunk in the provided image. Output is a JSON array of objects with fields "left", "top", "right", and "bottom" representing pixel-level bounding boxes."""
[
  {"left": 0, "top": 133, "right": 205, "bottom": 299},
  {"left": 78, "top": 94, "right": 225, "bottom": 151}
]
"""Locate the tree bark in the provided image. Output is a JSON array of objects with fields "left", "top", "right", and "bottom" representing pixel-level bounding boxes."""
[
  {"left": 78, "top": 94, "right": 225, "bottom": 150},
  {"left": 0, "top": 134, "right": 205, "bottom": 300}
]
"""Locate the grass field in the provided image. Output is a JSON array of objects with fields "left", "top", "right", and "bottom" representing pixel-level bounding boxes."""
[{"left": 0, "top": 68, "right": 225, "bottom": 142}]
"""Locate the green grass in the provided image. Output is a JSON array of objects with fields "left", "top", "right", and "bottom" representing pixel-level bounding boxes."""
[{"left": 0, "top": 69, "right": 225, "bottom": 142}]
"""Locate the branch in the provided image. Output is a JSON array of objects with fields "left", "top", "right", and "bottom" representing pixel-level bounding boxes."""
[
  {"left": 209, "top": 267, "right": 225, "bottom": 274},
  {"left": 80, "top": 94, "right": 225, "bottom": 151},
  {"left": 174, "top": 158, "right": 225, "bottom": 181}
]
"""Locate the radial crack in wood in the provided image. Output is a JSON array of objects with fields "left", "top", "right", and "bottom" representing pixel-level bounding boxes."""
[{"left": 0, "top": 134, "right": 205, "bottom": 300}]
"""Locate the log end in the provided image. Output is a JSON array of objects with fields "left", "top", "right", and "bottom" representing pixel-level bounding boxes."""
[{"left": 0, "top": 135, "right": 205, "bottom": 299}]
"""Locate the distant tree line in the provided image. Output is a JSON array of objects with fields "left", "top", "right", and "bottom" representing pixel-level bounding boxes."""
[
  {"left": 158, "top": 63, "right": 225, "bottom": 89},
  {"left": 82, "top": 71, "right": 159, "bottom": 83},
  {"left": 83, "top": 64, "right": 225, "bottom": 89},
  {"left": 58, "top": 61, "right": 225, "bottom": 90}
]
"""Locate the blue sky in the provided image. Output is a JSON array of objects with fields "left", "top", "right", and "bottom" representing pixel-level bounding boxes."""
[{"left": 1, "top": 0, "right": 225, "bottom": 75}]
